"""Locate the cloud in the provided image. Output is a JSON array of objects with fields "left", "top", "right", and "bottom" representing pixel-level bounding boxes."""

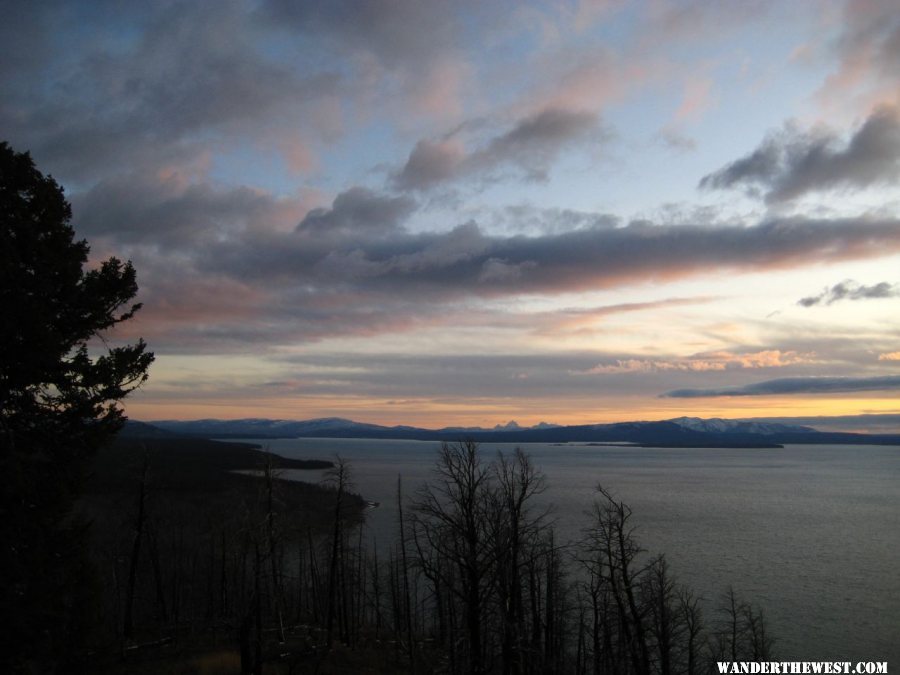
[
  {"left": 661, "top": 375, "right": 900, "bottom": 398},
  {"left": 815, "top": 0, "right": 900, "bottom": 113},
  {"left": 534, "top": 297, "right": 717, "bottom": 332},
  {"left": 493, "top": 205, "right": 621, "bottom": 236},
  {"left": 53, "top": 163, "right": 900, "bottom": 357},
  {"left": 197, "top": 213, "right": 900, "bottom": 303},
  {"left": 72, "top": 171, "right": 311, "bottom": 245},
  {"left": 393, "top": 107, "right": 600, "bottom": 191},
  {"left": 6, "top": 2, "right": 900, "bottom": 367},
  {"left": 295, "top": 187, "right": 415, "bottom": 237},
  {"left": 114, "top": 274, "right": 269, "bottom": 348},
  {"left": 798, "top": 280, "right": 900, "bottom": 307},
  {"left": 657, "top": 127, "right": 698, "bottom": 153},
  {"left": 115, "top": 202, "right": 900, "bottom": 352},
  {"left": 392, "top": 139, "right": 466, "bottom": 191},
  {"left": 477, "top": 108, "right": 598, "bottom": 175},
  {"left": 699, "top": 107, "right": 900, "bottom": 203},
  {"left": 260, "top": 0, "right": 469, "bottom": 69},
  {"left": 580, "top": 350, "right": 816, "bottom": 375},
  {"left": 879, "top": 352, "right": 900, "bottom": 361},
  {"left": 640, "top": 1, "right": 776, "bottom": 45},
  {"left": 0, "top": 2, "right": 344, "bottom": 183},
  {"left": 252, "top": 348, "right": 878, "bottom": 407},
  {"left": 674, "top": 76, "right": 715, "bottom": 123},
  {"left": 258, "top": 0, "right": 503, "bottom": 119},
  {"left": 264, "top": 350, "right": 701, "bottom": 401}
]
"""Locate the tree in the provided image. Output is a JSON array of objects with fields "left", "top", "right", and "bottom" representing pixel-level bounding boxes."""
[
  {"left": 578, "top": 486, "right": 651, "bottom": 675},
  {"left": 324, "top": 455, "right": 353, "bottom": 649},
  {"left": 712, "top": 587, "right": 775, "bottom": 663},
  {"left": 411, "top": 441, "right": 554, "bottom": 675},
  {"left": 0, "top": 141, "right": 154, "bottom": 671},
  {"left": 491, "top": 448, "right": 549, "bottom": 675},
  {"left": 412, "top": 440, "right": 496, "bottom": 674}
]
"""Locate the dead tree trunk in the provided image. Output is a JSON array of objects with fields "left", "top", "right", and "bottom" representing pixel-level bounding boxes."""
[{"left": 124, "top": 449, "right": 150, "bottom": 641}]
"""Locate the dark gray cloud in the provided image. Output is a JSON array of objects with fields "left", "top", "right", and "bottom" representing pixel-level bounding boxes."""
[
  {"left": 257, "top": 0, "right": 516, "bottom": 125},
  {"left": 393, "top": 140, "right": 464, "bottom": 191},
  {"left": 662, "top": 375, "right": 900, "bottom": 398},
  {"left": 112, "top": 196, "right": 900, "bottom": 352},
  {"left": 0, "top": 0, "right": 68, "bottom": 83},
  {"left": 72, "top": 172, "right": 301, "bottom": 246},
  {"left": 301, "top": 215, "right": 900, "bottom": 296},
  {"left": 189, "top": 212, "right": 900, "bottom": 302},
  {"left": 477, "top": 108, "right": 599, "bottom": 178},
  {"left": 260, "top": 0, "right": 469, "bottom": 68},
  {"left": 393, "top": 108, "right": 600, "bottom": 191},
  {"left": 700, "top": 107, "right": 900, "bottom": 203},
  {"left": 798, "top": 280, "right": 900, "bottom": 307},
  {"left": 296, "top": 187, "right": 415, "bottom": 237},
  {"left": 73, "top": 178, "right": 414, "bottom": 255},
  {"left": 0, "top": 1, "right": 342, "bottom": 184}
]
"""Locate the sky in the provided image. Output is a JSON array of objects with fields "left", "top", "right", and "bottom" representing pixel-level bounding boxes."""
[{"left": 3, "top": 0, "right": 900, "bottom": 430}]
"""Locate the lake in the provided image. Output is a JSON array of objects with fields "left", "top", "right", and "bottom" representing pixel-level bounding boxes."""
[{"left": 241, "top": 438, "right": 900, "bottom": 662}]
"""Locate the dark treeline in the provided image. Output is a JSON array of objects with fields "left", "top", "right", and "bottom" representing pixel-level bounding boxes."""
[{"left": 85, "top": 438, "right": 775, "bottom": 674}]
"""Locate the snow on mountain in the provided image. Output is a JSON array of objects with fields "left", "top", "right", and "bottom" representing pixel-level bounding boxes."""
[{"left": 668, "top": 416, "right": 815, "bottom": 435}]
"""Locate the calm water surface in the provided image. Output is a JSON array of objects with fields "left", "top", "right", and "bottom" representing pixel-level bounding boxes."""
[{"left": 242, "top": 439, "right": 900, "bottom": 662}]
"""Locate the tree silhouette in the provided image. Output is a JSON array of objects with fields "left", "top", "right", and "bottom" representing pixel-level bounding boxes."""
[{"left": 0, "top": 141, "right": 154, "bottom": 671}]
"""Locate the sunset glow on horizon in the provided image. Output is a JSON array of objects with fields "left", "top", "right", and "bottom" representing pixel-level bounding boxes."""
[{"left": 4, "top": 1, "right": 899, "bottom": 431}]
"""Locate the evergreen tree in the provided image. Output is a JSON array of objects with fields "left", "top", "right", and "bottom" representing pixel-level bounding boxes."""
[{"left": 0, "top": 141, "right": 154, "bottom": 672}]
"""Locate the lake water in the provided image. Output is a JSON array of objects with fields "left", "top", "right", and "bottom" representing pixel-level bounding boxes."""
[{"left": 242, "top": 438, "right": 900, "bottom": 662}]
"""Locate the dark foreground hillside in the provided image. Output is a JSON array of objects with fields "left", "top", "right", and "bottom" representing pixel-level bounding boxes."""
[
  {"left": 78, "top": 436, "right": 373, "bottom": 674},
  {"left": 88, "top": 436, "right": 334, "bottom": 493}
]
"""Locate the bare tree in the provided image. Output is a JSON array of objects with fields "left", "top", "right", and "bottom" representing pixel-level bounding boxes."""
[
  {"left": 579, "top": 485, "right": 652, "bottom": 675},
  {"left": 324, "top": 455, "right": 353, "bottom": 649},
  {"left": 412, "top": 440, "right": 498, "bottom": 674},
  {"left": 492, "top": 448, "right": 549, "bottom": 675},
  {"left": 397, "top": 475, "right": 416, "bottom": 670},
  {"left": 713, "top": 587, "right": 775, "bottom": 663},
  {"left": 678, "top": 588, "right": 704, "bottom": 675},
  {"left": 123, "top": 448, "right": 151, "bottom": 642}
]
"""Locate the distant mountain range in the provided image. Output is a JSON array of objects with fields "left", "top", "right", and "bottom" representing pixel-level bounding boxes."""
[{"left": 130, "top": 415, "right": 900, "bottom": 448}]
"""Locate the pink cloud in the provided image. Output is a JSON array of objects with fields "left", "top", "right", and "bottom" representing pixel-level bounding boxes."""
[
  {"left": 639, "top": 0, "right": 776, "bottom": 46},
  {"left": 524, "top": 48, "right": 645, "bottom": 114},
  {"left": 281, "top": 138, "right": 318, "bottom": 175},
  {"left": 410, "top": 59, "right": 472, "bottom": 120},
  {"left": 675, "top": 77, "right": 716, "bottom": 123}
]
